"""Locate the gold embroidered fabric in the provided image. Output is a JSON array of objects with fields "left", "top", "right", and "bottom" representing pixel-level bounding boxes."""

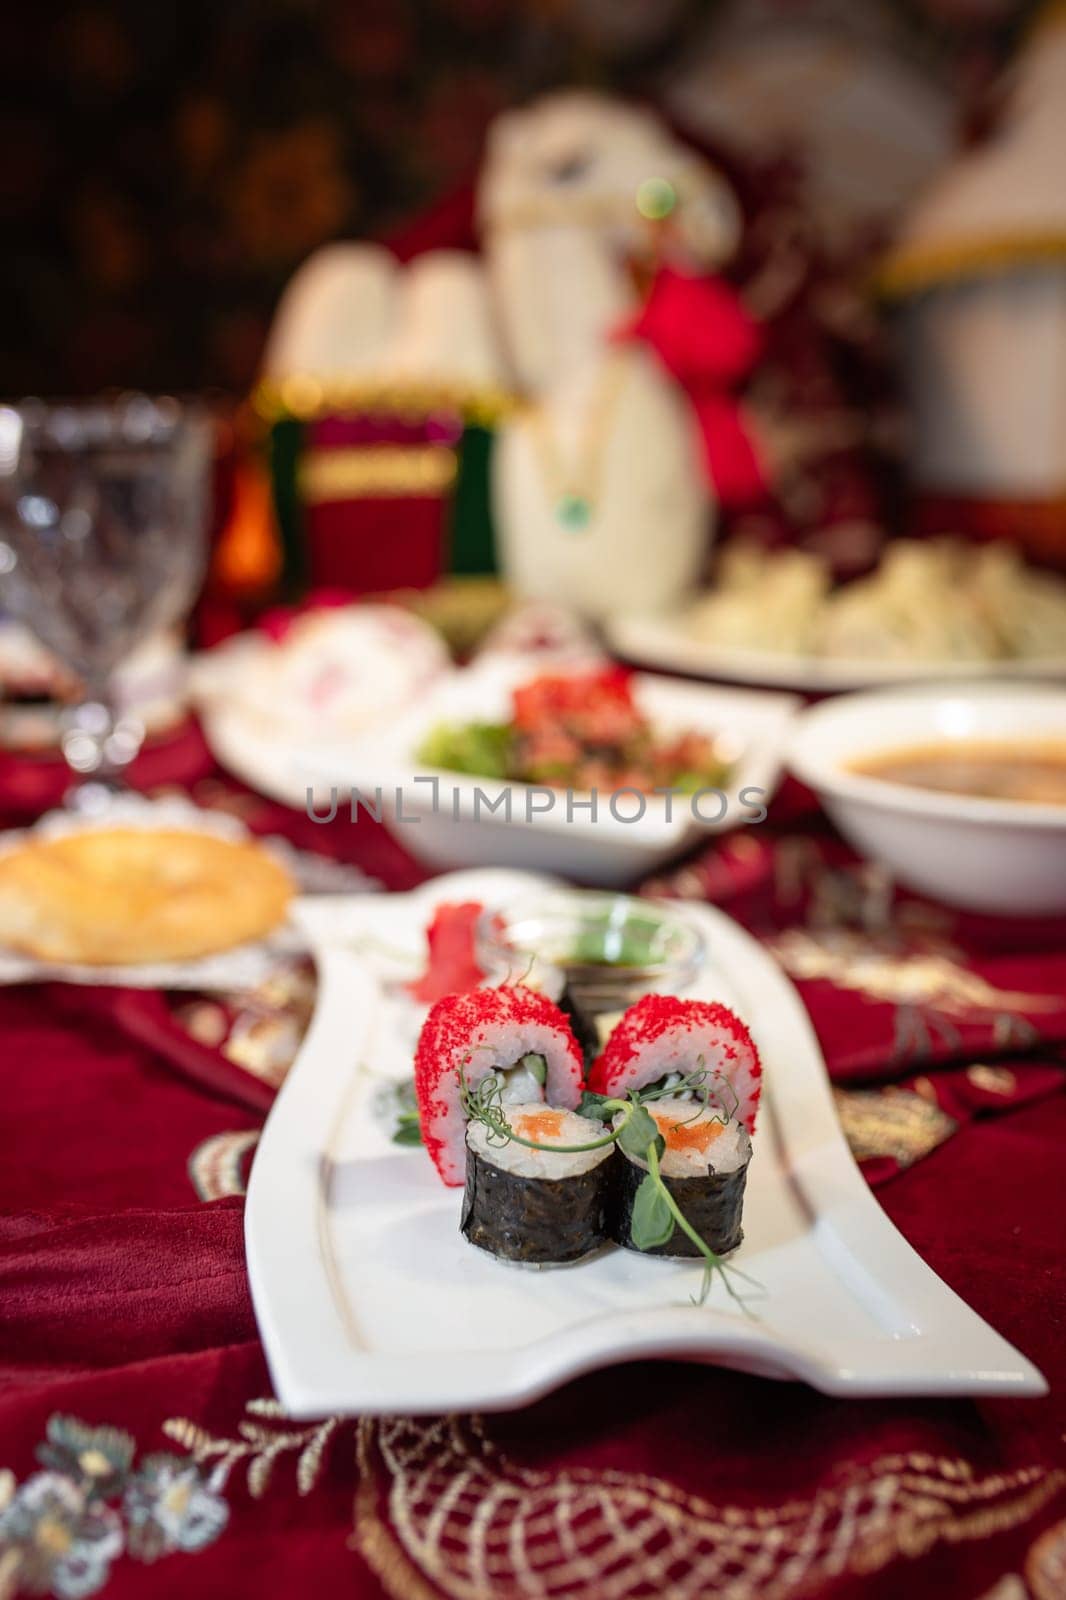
[
  {"left": 186, "top": 1130, "right": 261, "bottom": 1202},
  {"left": 770, "top": 928, "right": 1059, "bottom": 1021},
  {"left": 967, "top": 1065, "right": 1019, "bottom": 1097},
  {"left": 126, "top": 1397, "right": 1066, "bottom": 1600},
  {"left": 351, "top": 1416, "right": 1065, "bottom": 1600},
  {"left": 833, "top": 1087, "right": 957, "bottom": 1169},
  {"left": 163, "top": 1400, "right": 340, "bottom": 1500},
  {"left": 1027, "top": 1516, "right": 1066, "bottom": 1599}
]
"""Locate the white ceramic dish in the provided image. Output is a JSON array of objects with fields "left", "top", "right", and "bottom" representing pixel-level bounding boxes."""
[
  {"left": 290, "top": 659, "right": 799, "bottom": 885},
  {"left": 245, "top": 868, "right": 1045, "bottom": 1416},
  {"left": 197, "top": 697, "right": 315, "bottom": 809},
  {"left": 787, "top": 683, "right": 1066, "bottom": 915},
  {"left": 606, "top": 611, "right": 1066, "bottom": 693},
  {"left": 191, "top": 604, "right": 449, "bottom": 805}
]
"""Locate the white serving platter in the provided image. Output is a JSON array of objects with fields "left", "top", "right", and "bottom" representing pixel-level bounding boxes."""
[
  {"left": 606, "top": 611, "right": 1066, "bottom": 694},
  {"left": 288, "top": 658, "right": 800, "bottom": 885},
  {"left": 245, "top": 868, "right": 1046, "bottom": 1416}
]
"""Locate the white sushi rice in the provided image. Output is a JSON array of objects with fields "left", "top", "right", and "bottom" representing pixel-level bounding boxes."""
[
  {"left": 459, "top": 1022, "right": 576, "bottom": 1098},
  {"left": 466, "top": 1103, "right": 613, "bottom": 1179},
  {"left": 603, "top": 1023, "right": 760, "bottom": 1134},
  {"left": 615, "top": 1101, "right": 751, "bottom": 1180}
]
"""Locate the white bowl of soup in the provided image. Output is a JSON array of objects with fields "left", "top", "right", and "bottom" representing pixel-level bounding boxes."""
[{"left": 787, "top": 683, "right": 1066, "bottom": 915}]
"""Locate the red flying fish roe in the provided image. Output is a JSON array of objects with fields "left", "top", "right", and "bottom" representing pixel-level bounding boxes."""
[
  {"left": 587, "top": 994, "right": 762, "bottom": 1134},
  {"left": 415, "top": 984, "right": 585, "bottom": 1185}
]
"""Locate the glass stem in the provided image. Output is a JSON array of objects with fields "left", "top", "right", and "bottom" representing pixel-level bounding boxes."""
[{"left": 61, "top": 678, "right": 145, "bottom": 812}]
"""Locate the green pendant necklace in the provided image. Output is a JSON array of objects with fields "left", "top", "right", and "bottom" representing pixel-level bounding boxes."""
[
  {"left": 527, "top": 353, "right": 628, "bottom": 535},
  {"left": 556, "top": 493, "right": 592, "bottom": 530}
]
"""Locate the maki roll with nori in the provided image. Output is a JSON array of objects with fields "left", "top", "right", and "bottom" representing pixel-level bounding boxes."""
[
  {"left": 462, "top": 1104, "right": 613, "bottom": 1264},
  {"left": 612, "top": 1103, "right": 751, "bottom": 1257},
  {"left": 588, "top": 994, "right": 761, "bottom": 1260},
  {"left": 587, "top": 994, "right": 762, "bottom": 1133},
  {"left": 415, "top": 984, "right": 584, "bottom": 1185}
]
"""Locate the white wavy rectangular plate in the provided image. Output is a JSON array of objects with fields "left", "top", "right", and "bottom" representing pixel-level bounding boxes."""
[{"left": 245, "top": 869, "right": 1046, "bottom": 1416}]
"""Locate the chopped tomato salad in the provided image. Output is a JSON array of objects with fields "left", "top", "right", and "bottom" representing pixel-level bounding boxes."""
[{"left": 418, "top": 669, "right": 730, "bottom": 794}]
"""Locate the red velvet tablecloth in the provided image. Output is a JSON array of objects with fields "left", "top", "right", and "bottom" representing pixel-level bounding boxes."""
[{"left": 1, "top": 740, "right": 1064, "bottom": 1600}]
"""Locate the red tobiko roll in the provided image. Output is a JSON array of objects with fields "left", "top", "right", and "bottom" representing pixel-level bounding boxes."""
[
  {"left": 414, "top": 985, "right": 585, "bottom": 1186},
  {"left": 588, "top": 994, "right": 762, "bottom": 1134}
]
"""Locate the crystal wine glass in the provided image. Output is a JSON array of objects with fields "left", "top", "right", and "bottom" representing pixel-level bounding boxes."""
[{"left": 0, "top": 396, "right": 211, "bottom": 809}]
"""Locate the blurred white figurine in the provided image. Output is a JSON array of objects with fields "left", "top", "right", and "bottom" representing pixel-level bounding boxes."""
[
  {"left": 262, "top": 243, "right": 509, "bottom": 405},
  {"left": 482, "top": 92, "right": 740, "bottom": 618},
  {"left": 383, "top": 251, "right": 502, "bottom": 393},
  {"left": 262, "top": 243, "right": 399, "bottom": 383},
  {"left": 260, "top": 92, "right": 746, "bottom": 617}
]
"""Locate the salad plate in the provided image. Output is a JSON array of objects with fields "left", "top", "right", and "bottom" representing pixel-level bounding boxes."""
[
  {"left": 290, "top": 658, "right": 800, "bottom": 884},
  {"left": 245, "top": 868, "right": 1046, "bottom": 1416}
]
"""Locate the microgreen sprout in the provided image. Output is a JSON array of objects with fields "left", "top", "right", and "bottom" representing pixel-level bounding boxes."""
[
  {"left": 503, "top": 953, "right": 540, "bottom": 989},
  {"left": 387, "top": 1079, "right": 424, "bottom": 1147}
]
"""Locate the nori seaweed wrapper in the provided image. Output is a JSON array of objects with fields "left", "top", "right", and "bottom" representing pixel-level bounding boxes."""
[
  {"left": 461, "top": 1143, "right": 612, "bottom": 1264},
  {"left": 612, "top": 1148, "right": 748, "bottom": 1258},
  {"left": 558, "top": 980, "right": 601, "bottom": 1070}
]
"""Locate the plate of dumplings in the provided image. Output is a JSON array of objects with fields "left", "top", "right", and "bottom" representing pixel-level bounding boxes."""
[{"left": 606, "top": 539, "right": 1066, "bottom": 692}]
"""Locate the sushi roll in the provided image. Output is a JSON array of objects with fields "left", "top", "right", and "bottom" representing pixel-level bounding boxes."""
[
  {"left": 587, "top": 994, "right": 762, "bottom": 1134},
  {"left": 462, "top": 1104, "right": 614, "bottom": 1264},
  {"left": 612, "top": 1102, "right": 751, "bottom": 1258},
  {"left": 415, "top": 985, "right": 584, "bottom": 1185},
  {"left": 587, "top": 994, "right": 760, "bottom": 1260}
]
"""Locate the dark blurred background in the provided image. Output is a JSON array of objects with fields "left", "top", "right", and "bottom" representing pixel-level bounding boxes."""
[{"left": 1, "top": 0, "right": 1038, "bottom": 398}]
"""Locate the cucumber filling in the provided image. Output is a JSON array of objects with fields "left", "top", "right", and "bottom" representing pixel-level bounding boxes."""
[{"left": 494, "top": 1052, "right": 548, "bottom": 1103}]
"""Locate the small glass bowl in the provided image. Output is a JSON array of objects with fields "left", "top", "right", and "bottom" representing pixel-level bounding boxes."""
[{"left": 477, "top": 891, "right": 706, "bottom": 1014}]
